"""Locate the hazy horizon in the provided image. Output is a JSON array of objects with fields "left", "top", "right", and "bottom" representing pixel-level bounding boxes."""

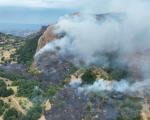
[
  {"left": 0, "top": 6, "right": 76, "bottom": 24},
  {"left": 0, "top": 5, "right": 76, "bottom": 35}
]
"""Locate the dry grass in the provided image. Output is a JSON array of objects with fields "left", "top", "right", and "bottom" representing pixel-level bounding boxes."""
[
  {"left": 39, "top": 115, "right": 46, "bottom": 120},
  {"left": 0, "top": 77, "right": 33, "bottom": 115},
  {"left": 44, "top": 100, "right": 51, "bottom": 111},
  {"left": 0, "top": 96, "right": 33, "bottom": 115}
]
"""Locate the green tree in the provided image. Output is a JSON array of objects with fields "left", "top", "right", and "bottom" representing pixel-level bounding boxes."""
[
  {"left": 16, "top": 79, "right": 39, "bottom": 99},
  {"left": 0, "top": 80, "right": 14, "bottom": 97},
  {"left": 0, "top": 80, "right": 7, "bottom": 87},
  {"left": 3, "top": 108, "right": 21, "bottom": 120},
  {"left": 81, "top": 69, "right": 97, "bottom": 84},
  {"left": 24, "top": 105, "right": 43, "bottom": 120},
  {"left": 16, "top": 31, "right": 43, "bottom": 66}
]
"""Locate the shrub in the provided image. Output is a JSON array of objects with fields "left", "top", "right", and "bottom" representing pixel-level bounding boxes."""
[
  {"left": 117, "top": 97, "right": 142, "bottom": 120},
  {"left": 16, "top": 31, "right": 43, "bottom": 66},
  {"left": 46, "top": 85, "right": 60, "bottom": 98},
  {"left": 0, "top": 80, "right": 14, "bottom": 97},
  {"left": 24, "top": 104, "right": 43, "bottom": 120},
  {"left": 3, "top": 108, "right": 21, "bottom": 120},
  {"left": 0, "top": 100, "right": 6, "bottom": 115},
  {"left": 81, "top": 69, "right": 97, "bottom": 84},
  {"left": 0, "top": 79, "right": 7, "bottom": 87},
  {"left": 16, "top": 80, "right": 39, "bottom": 99},
  {"left": 6, "top": 88, "right": 14, "bottom": 96}
]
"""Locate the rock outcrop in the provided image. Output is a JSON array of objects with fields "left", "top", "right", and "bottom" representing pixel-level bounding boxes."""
[
  {"left": 35, "top": 13, "right": 116, "bottom": 52},
  {"left": 36, "top": 25, "right": 57, "bottom": 51}
]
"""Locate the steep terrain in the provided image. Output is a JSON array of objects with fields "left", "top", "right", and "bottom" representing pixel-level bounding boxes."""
[
  {"left": 33, "top": 13, "right": 150, "bottom": 120},
  {"left": 16, "top": 26, "right": 47, "bottom": 65},
  {"left": 30, "top": 14, "right": 145, "bottom": 120},
  {"left": 0, "top": 69, "right": 52, "bottom": 120},
  {"left": 0, "top": 12, "right": 150, "bottom": 120},
  {"left": 36, "top": 25, "right": 56, "bottom": 51}
]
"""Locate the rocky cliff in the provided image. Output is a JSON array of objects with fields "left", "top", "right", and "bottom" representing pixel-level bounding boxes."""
[{"left": 36, "top": 25, "right": 57, "bottom": 52}]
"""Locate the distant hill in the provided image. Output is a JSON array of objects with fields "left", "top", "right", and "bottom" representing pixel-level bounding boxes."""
[
  {"left": 0, "top": 32, "right": 25, "bottom": 64},
  {"left": 0, "top": 23, "right": 42, "bottom": 37},
  {"left": 0, "top": 25, "right": 47, "bottom": 65}
]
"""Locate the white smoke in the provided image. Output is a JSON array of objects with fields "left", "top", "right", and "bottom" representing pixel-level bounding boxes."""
[
  {"left": 130, "top": 79, "right": 150, "bottom": 93},
  {"left": 78, "top": 79, "right": 130, "bottom": 93},
  {"left": 36, "top": 0, "right": 150, "bottom": 93},
  {"left": 76, "top": 79, "right": 150, "bottom": 95},
  {"left": 37, "top": 0, "right": 150, "bottom": 64}
]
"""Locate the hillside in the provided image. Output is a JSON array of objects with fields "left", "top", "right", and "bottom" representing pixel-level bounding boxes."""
[
  {"left": 0, "top": 26, "right": 47, "bottom": 66},
  {"left": 0, "top": 69, "right": 52, "bottom": 120},
  {"left": 0, "top": 12, "right": 150, "bottom": 120},
  {"left": 33, "top": 13, "right": 150, "bottom": 120},
  {"left": 0, "top": 33, "right": 24, "bottom": 64},
  {"left": 0, "top": 64, "right": 146, "bottom": 120},
  {"left": 16, "top": 26, "right": 47, "bottom": 65}
]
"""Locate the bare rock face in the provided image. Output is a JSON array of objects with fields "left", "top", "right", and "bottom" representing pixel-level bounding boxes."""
[
  {"left": 34, "top": 25, "right": 71, "bottom": 83},
  {"left": 35, "top": 13, "right": 114, "bottom": 52},
  {"left": 36, "top": 25, "right": 57, "bottom": 52}
]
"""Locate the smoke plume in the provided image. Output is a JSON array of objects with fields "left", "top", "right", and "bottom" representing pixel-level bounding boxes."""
[{"left": 35, "top": 0, "right": 150, "bottom": 94}]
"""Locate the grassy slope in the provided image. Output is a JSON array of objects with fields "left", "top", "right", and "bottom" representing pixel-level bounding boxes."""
[
  {"left": 0, "top": 33, "right": 25, "bottom": 64},
  {"left": 0, "top": 29, "right": 50, "bottom": 120},
  {"left": 0, "top": 77, "right": 32, "bottom": 119}
]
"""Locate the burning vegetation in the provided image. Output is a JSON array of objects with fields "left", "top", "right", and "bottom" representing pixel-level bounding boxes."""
[{"left": 0, "top": 0, "right": 150, "bottom": 120}]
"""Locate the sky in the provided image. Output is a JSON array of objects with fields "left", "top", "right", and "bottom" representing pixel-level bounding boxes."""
[
  {"left": 0, "top": 0, "right": 77, "bottom": 25},
  {"left": 0, "top": 0, "right": 77, "bottom": 8},
  {"left": 0, "top": 0, "right": 119, "bottom": 25},
  {"left": 3, "top": 0, "right": 149, "bottom": 25}
]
